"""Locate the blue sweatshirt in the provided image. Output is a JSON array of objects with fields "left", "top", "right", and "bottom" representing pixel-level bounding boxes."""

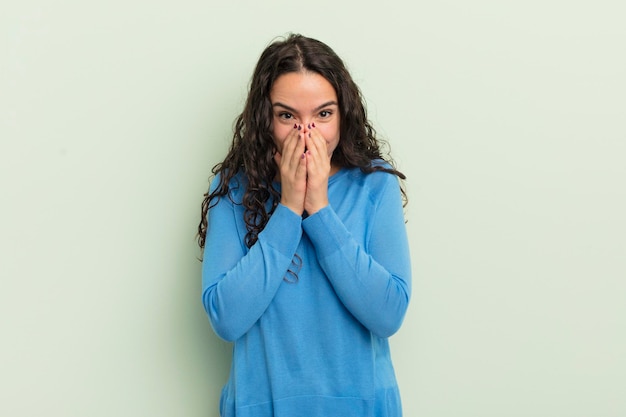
[{"left": 202, "top": 164, "right": 411, "bottom": 417}]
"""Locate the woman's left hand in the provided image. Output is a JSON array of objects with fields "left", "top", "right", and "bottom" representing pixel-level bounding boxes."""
[{"left": 303, "top": 125, "right": 332, "bottom": 215}]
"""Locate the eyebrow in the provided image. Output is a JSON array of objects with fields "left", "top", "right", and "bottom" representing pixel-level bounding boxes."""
[{"left": 272, "top": 101, "right": 338, "bottom": 113}]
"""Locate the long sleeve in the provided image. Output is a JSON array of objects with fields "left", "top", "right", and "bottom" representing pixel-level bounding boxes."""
[
  {"left": 201, "top": 178, "right": 303, "bottom": 342},
  {"left": 301, "top": 173, "right": 411, "bottom": 338},
  {"left": 207, "top": 169, "right": 409, "bottom": 416}
]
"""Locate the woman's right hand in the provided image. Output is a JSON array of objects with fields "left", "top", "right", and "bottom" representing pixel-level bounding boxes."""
[{"left": 274, "top": 124, "right": 307, "bottom": 216}]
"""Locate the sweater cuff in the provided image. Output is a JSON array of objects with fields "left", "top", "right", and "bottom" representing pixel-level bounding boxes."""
[
  {"left": 302, "top": 205, "right": 349, "bottom": 259},
  {"left": 258, "top": 203, "right": 303, "bottom": 255}
]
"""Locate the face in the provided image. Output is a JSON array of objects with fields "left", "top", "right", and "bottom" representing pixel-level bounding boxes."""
[{"left": 269, "top": 71, "right": 340, "bottom": 156}]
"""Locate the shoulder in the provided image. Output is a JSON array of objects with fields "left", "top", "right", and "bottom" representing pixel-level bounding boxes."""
[
  {"left": 209, "top": 170, "right": 247, "bottom": 202},
  {"left": 348, "top": 159, "right": 399, "bottom": 186},
  {"left": 338, "top": 160, "right": 401, "bottom": 202},
  {"left": 370, "top": 158, "right": 392, "bottom": 170}
]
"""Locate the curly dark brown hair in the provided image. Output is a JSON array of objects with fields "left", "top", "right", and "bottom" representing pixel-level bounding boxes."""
[{"left": 198, "top": 34, "right": 406, "bottom": 251}]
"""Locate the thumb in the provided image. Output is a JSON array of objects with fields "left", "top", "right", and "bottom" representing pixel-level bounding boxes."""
[{"left": 273, "top": 151, "right": 282, "bottom": 166}]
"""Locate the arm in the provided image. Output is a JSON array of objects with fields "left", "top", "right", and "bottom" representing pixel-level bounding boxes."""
[
  {"left": 302, "top": 174, "right": 411, "bottom": 338},
  {"left": 201, "top": 185, "right": 302, "bottom": 342}
]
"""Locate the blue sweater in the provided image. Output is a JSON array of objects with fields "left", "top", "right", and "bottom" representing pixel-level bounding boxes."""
[{"left": 202, "top": 164, "right": 411, "bottom": 417}]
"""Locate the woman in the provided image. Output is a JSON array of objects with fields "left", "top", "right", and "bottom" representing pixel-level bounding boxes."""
[{"left": 198, "top": 34, "right": 411, "bottom": 417}]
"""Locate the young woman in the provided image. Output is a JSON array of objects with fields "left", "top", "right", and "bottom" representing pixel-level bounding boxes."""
[{"left": 198, "top": 34, "right": 411, "bottom": 417}]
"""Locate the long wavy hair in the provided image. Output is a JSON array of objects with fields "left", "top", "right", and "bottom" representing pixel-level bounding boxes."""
[{"left": 198, "top": 34, "right": 406, "bottom": 252}]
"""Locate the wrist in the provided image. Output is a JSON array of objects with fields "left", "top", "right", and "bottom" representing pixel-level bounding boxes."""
[
  {"left": 281, "top": 199, "right": 304, "bottom": 216},
  {"left": 304, "top": 200, "right": 328, "bottom": 215}
]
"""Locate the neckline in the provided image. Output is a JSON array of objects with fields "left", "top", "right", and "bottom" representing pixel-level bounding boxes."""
[{"left": 328, "top": 166, "right": 349, "bottom": 184}]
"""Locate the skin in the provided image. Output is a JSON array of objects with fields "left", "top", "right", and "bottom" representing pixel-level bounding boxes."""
[{"left": 270, "top": 71, "right": 341, "bottom": 216}]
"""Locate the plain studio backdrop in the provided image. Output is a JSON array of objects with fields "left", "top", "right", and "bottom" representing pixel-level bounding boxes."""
[{"left": 1, "top": 1, "right": 624, "bottom": 416}]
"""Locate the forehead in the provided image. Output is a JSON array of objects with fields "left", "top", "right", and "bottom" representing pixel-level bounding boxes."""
[{"left": 270, "top": 71, "right": 337, "bottom": 106}]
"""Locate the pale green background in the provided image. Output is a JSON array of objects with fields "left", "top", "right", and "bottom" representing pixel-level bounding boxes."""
[{"left": 1, "top": 0, "right": 625, "bottom": 416}]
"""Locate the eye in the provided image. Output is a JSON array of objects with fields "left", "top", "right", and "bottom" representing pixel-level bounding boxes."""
[
  {"left": 278, "top": 112, "right": 293, "bottom": 120},
  {"left": 319, "top": 110, "right": 333, "bottom": 118}
]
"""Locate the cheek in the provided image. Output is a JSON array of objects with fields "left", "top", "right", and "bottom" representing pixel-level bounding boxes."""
[
  {"left": 272, "top": 124, "right": 291, "bottom": 153},
  {"left": 319, "top": 124, "right": 340, "bottom": 149}
]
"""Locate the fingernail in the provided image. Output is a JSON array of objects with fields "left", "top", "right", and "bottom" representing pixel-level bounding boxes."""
[
  {"left": 312, "top": 123, "right": 315, "bottom": 128},
  {"left": 297, "top": 125, "right": 302, "bottom": 131},
  {"left": 301, "top": 153, "right": 305, "bottom": 159},
  {"left": 307, "top": 123, "right": 311, "bottom": 129},
  {"left": 294, "top": 123, "right": 297, "bottom": 129},
  {"left": 308, "top": 132, "right": 311, "bottom": 137}
]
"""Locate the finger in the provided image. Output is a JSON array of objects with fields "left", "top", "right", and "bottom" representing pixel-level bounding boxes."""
[
  {"left": 288, "top": 132, "right": 306, "bottom": 170},
  {"left": 294, "top": 126, "right": 306, "bottom": 159},
  {"left": 280, "top": 125, "right": 301, "bottom": 167},
  {"left": 305, "top": 132, "right": 328, "bottom": 171},
  {"left": 296, "top": 150, "right": 307, "bottom": 180},
  {"left": 308, "top": 127, "right": 328, "bottom": 156}
]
